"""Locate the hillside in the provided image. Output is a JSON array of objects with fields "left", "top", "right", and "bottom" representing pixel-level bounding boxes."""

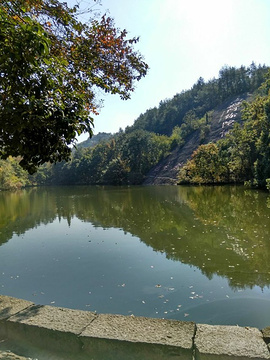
[
  {"left": 143, "top": 94, "right": 250, "bottom": 184},
  {"left": 32, "top": 63, "right": 268, "bottom": 188},
  {"left": 1, "top": 63, "right": 268, "bottom": 190},
  {"left": 77, "top": 132, "right": 112, "bottom": 149}
]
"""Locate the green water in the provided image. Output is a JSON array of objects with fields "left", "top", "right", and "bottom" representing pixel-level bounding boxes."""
[{"left": 0, "top": 185, "right": 270, "bottom": 328}]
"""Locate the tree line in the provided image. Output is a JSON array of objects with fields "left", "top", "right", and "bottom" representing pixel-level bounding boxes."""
[
  {"left": 128, "top": 63, "right": 268, "bottom": 136},
  {"left": 178, "top": 69, "right": 270, "bottom": 189},
  {"left": 0, "top": 63, "right": 269, "bottom": 189}
]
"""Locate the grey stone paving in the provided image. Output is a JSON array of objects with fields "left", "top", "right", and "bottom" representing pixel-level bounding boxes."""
[
  {"left": 7, "top": 304, "right": 97, "bottom": 335},
  {"left": 81, "top": 313, "right": 195, "bottom": 348},
  {"left": 262, "top": 327, "right": 270, "bottom": 345},
  {"left": 0, "top": 296, "right": 33, "bottom": 321},
  {"left": 0, "top": 351, "right": 31, "bottom": 360},
  {"left": 195, "top": 324, "right": 270, "bottom": 360},
  {"left": 1, "top": 295, "right": 270, "bottom": 359}
]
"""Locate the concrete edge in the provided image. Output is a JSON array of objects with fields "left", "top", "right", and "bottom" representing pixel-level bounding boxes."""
[{"left": 0, "top": 295, "right": 270, "bottom": 359}]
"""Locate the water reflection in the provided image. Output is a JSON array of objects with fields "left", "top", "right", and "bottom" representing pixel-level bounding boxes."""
[{"left": 0, "top": 185, "right": 270, "bottom": 291}]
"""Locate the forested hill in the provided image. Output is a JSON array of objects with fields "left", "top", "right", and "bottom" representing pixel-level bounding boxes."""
[
  {"left": 127, "top": 63, "right": 267, "bottom": 135},
  {"left": 77, "top": 132, "right": 112, "bottom": 149},
  {"left": 0, "top": 63, "right": 269, "bottom": 190},
  {"left": 143, "top": 94, "right": 249, "bottom": 184}
]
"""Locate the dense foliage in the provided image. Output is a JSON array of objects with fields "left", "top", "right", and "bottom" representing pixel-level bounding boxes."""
[
  {"left": 128, "top": 63, "right": 268, "bottom": 136},
  {"left": 1, "top": 63, "right": 269, "bottom": 189},
  {"left": 30, "top": 129, "right": 172, "bottom": 185},
  {"left": 0, "top": 156, "right": 30, "bottom": 190},
  {"left": 0, "top": 0, "right": 148, "bottom": 173},
  {"left": 178, "top": 70, "right": 270, "bottom": 188}
]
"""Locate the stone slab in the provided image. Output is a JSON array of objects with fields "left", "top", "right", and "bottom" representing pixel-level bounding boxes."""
[
  {"left": 195, "top": 324, "right": 270, "bottom": 360},
  {"left": 80, "top": 314, "right": 195, "bottom": 360},
  {"left": 1, "top": 295, "right": 270, "bottom": 360},
  {"left": 4, "top": 304, "right": 97, "bottom": 355},
  {"left": 0, "top": 351, "right": 30, "bottom": 360},
  {"left": 262, "top": 327, "right": 270, "bottom": 344},
  {"left": 81, "top": 313, "right": 195, "bottom": 348},
  {"left": 0, "top": 296, "right": 33, "bottom": 321},
  {"left": 7, "top": 304, "right": 97, "bottom": 335},
  {"left": 81, "top": 337, "right": 192, "bottom": 360}
]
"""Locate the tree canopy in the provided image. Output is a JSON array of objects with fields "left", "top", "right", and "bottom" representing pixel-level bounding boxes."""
[
  {"left": 1, "top": 64, "right": 269, "bottom": 190},
  {"left": 178, "top": 70, "right": 270, "bottom": 188},
  {"left": 0, "top": 0, "right": 148, "bottom": 173},
  {"left": 130, "top": 63, "right": 268, "bottom": 136}
]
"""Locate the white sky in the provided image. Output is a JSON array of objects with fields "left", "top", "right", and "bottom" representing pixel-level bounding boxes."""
[{"left": 73, "top": 0, "right": 270, "bottom": 141}]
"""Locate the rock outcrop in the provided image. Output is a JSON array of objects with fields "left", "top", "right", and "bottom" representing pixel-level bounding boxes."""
[{"left": 143, "top": 94, "right": 250, "bottom": 185}]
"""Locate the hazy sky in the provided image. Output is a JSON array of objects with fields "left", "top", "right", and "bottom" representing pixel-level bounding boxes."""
[{"left": 74, "top": 0, "right": 270, "bottom": 141}]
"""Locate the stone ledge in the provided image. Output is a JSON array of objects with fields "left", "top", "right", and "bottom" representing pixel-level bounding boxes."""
[
  {"left": 7, "top": 304, "right": 97, "bottom": 335},
  {"left": 195, "top": 324, "right": 270, "bottom": 360},
  {"left": 81, "top": 313, "right": 195, "bottom": 360},
  {"left": 81, "top": 313, "right": 195, "bottom": 348},
  {"left": 262, "top": 327, "right": 270, "bottom": 344},
  {"left": 0, "top": 350, "right": 30, "bottom": 360},
  {"left": 0, "top": 296, "right": 33, "bottom": 321},
  {"left": 0, "top": 295, "right": 270, "bottom": 360}
]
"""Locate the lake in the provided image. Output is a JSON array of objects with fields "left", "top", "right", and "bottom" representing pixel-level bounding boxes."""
[{"left": 0, "top": 185, "right": 270, "bottom": 328}]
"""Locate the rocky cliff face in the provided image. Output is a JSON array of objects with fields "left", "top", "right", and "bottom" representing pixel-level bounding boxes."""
[{"left": 143, "top": 94, "right": 250, "bottom": 185}]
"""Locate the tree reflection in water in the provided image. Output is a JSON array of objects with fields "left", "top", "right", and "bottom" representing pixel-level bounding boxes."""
[{"left": 0, "top": 185, "right": 269, "bottom": 291}]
